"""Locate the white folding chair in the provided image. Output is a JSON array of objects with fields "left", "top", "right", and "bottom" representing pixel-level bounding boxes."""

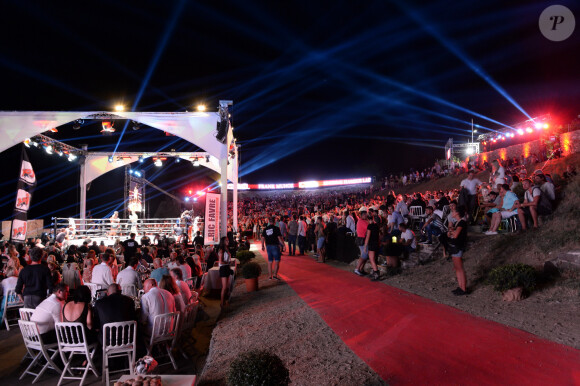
[
  {"left": 19, "top": 307, "right": 35, "bottom": 321},
  {"left": 408, "top": 206, "right": 425, "bottom": 230},
  {"left": 102, "top": 321, "right": 137, "bottom": 386},
  {"left": 18, "top": 320, "right": 62, "bottom": 383},
  {"left": 2, "top": 289, "right": 24, "bottom": 330},
  {"left": 184, "top": 277, "right": 197, "bottom": 291},
  {"left": 55, "top": 322, "right": 100, "bottom": 386},
  {"left": 121, "top": 284, "right": 137, "bottom": 297},
  {"left": 180, "top": 301, "right": 199, "bottom": 333},
  {"left": 146, "top": 312, "right": 180, "bottom": 370}
]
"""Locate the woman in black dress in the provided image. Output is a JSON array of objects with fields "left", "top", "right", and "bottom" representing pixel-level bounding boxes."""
[{"left": 364, "top": 215, "right": 381, "bottom": 281}]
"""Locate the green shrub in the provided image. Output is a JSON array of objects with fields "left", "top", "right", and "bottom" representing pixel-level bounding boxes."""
[
  {"left": 236, "top": 250, "right": 256, "bottom": 265},
  {"left": 227, "top": 350, "right": 290, "bottom": 386},
  {"left": 241, "top": 262, "right": 262, "bottom": 279},
  {"left": 487, "top": 263, "right": 537, "bottom": 293}
]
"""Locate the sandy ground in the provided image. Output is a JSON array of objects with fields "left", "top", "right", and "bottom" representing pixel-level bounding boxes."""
[{"left": 198, "top": 254, "right": 385, "bottom": 386}]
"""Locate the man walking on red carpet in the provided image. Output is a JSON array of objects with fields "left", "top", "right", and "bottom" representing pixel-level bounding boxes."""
[{"left": 262, "top": 216, "right": 285, "bottom": 280}]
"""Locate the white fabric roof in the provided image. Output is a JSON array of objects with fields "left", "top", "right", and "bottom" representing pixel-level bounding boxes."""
[{"left": 0, "top": 111, "right": 226, "bottom": 158}]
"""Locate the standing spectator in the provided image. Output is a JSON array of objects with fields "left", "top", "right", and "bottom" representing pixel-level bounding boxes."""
[
  {"left": 287, "top": 215, "right": 298, "bottom": 256},
  {"left": 62, "top": 256, "right": 82, "bottom": 293},
  {"left": 354, "top": 210, "right": 369, "bottom": 276},
  {"left": 459, "top": 170, "right": 483, "bottom": 221},
  {"left": 344, "top": 210, "right": 356, "bottom": 234},
  {"left": 30, "top": 283, "right": 69, "bottom": 343},
  {"left": 15, "top": 247, "right": 53, "bottom": 308},
  {"left": 296, "top": 216, "right": 307, "bottom": 256},
  {"left": 261, "top": 217, "right": 285, "bottom": 281},
  {"left": 315, "top": 217, "right": 326, "bottom": 263},
  {"left": 364, "top": 215, "right": 381, "bottom": 281},
  {"left": 122, "top": 233, "right": 139, "bottom": 260},
  {"left": 446, "top": 206, "right": 469, "bottom": 295}
]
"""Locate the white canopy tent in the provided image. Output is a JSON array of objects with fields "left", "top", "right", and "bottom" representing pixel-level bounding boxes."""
[{"left": 0, "top": 106, "right": 238, "bottom": 236}]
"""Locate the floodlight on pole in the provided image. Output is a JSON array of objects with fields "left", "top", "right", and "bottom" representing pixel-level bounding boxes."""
[
  {"left": 114, "top": 104, "right": 125, "bottom": 112},
  {"left": 197, "top": 104, "right": 206, "bottom": 112}
]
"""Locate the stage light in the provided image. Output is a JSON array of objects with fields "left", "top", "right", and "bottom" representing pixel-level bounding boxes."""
[
  {"left": 175, "top": 156, "right": 181, "bottom": 163},
  {"left": 193, "top": 197, "right": 198, "bottom": 202},
  {"left": 138, "top": 156, "right": 144, "bottom": 163},
  {"left": 114, "top": 104, "right": 125, "bottom": 112},
  {"left": 129, "top": 169, "right": 133, "bottom": 175},
  {"left": 509, "top": 133, "right": 515, "bottom": 138},
  {"left": 466, "top": 147, "right": 474, "bottom": 155},
  {"left": 535, "top": 122, "right": 542, "bottom": 129},
  {"left": 57, "top": 149, "right": 64, "bottom": 156},
  {"left": 108, "top": 156, "right": 114, "bottom": 163},
  {"left": 185, "top": 197, "right": 190, "bottom": 202},
  {"left": 196, "top": 190, "right": 205, "bottom": 196},
  {"left": 68, "top": 153, "right": 77, "bottom": 162},
  {"left": 501, "top": 136, "right": 505, "bottom": 141},
  {"left": 154, "top": 159, "right": 162, "bottom": 167},
  {"left": 193, "top": 158, "right": 200, "bottom": 167},
  {"left": 526, "top": 127, "right": 533, "bottom": 133},
  {"left": 102, "top": 121, "right": 115, "bottom": 133},
  {"left": 24, "top": 138, "right": 31, "bottom": 148},
  {"left": 517, "top": 129, "right": 524, "bottom": 135},
  {"left": 30, "top": 140, "right": 38, "bottom": 147},
  {"left": 134, "top": 171, "right": 142, "bottom": 177},
  {"left": 45, "top": 145, "right": 53, "bottom": 154},
  {"left": 188, "top": 190, "right": 193, "bottom": 195},
  {"left": 197, "top": 104, "right": 206, "bottom": 112},
  {"left": 543, "top": 123, "right": 549, "bottom": 129}
]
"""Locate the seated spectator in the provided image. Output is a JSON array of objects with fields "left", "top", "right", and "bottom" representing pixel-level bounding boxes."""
[
  {"left": 486, "top": 184, "right": 520, "bottom": 235},
  {"left": 399, "top": 223, "right": 416, "bottom": 258},
  {"left": 93, "top": 283, "right": 137, "bottom": 344},
  {"left": 150, "top": 258, "right": 169, "bottom": 284},
  {"left": 0, "top": 267, "right": 19, "bottom": 321},
  {"left": 563, "top": 165, "right": 577, "bottom": 180},
  {"left": 387, "top": 205, "right": 405, "bottom": 233},
  {"left": 62, "top": 255, "right": 82, "bottom": 293},
  {"left": 62, "top": 285, "right": 96, "bottom": 343},
  {"left": 419, "top": 206, "right": 446, "bottom": 245},
  {"left": 116, "top": 257, "right": 142, "bottom": 296},
  {"left": 159, "top": 275, "right": 186, "bottom": 313},
  {"left": 83, "top": 258, "right": 94, "bottom": 284},
  {"left": 30, "top": 283, "right": 69, "bottom": 344},
  {"left": 170, "top": 268, "right": 193, "bottom": 305},
  {"left": 177, "top": 255, "right": 192, "bottom": 280},
  {"left": 139, "top": 279, "right": 176, "bottom": 337},
  {"left": 410, "top": 193, "right": 426, "bottom": 211},
  {"left": 91, "top": 252, "right": 114, "bottom": 288},
  {"left": 534, "top": 173, "right": 555, "bottom": 202},
  {"left": 434, "top": 191, "right": 449, "bottom": 211}
]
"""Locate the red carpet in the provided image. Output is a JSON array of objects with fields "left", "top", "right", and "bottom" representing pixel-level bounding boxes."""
[{"left": 257, "top": 248, "right": 580, "bottom": 385}]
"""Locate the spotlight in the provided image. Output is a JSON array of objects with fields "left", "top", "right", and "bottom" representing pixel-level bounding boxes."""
[
  {"left": 132, "top": 121, "right": 141, "bottom": 131},
  {"left": 535, "top": 122, "right": 542, "bottom": 129},
  {"left": 30, "top": 140, "right": 38, "bottom": 147},
  {"left": 108, "top": 156, "right": 114, "bottom": 163},
  {"left": 68, "top": 153, "right": 77, "bottom": 162},
  {"left": 114, "top": 104, "right": 125, "bottom": 112},
  {"left": 196, "top": 190, "right": 205, "bottom": 196},
  {"left": 193, "top": 158, "right": 200, "bottom": 167},
  {"left": 57, "top": 149, "right": 64, "bottom": 156},
  {"left": 154, "top": 159, "right": 162, "bottom": 167},
  {"left": 138, "top": 156, "right": 144, "bottom": 163},
  {"left": 129, "top": 169, "right": 134, "bottom": 175},
  {"left": 193, "top": 197, "right": 198, "bottom": 202},
  {"left": 175, "top": 156, "right": 181, "bottom": 163},
  {"left": 45, "top": 145, "right": 53, "bottom": 154},
  {"left": 517, "top": 129, "right": 524, "bottom": 135},
  {"left": 197, "top": 104, "right": 206, "bottom": 112},
  {"left": 185, "top": 197, "right": 190, "bottom": 202},
  {"left": 24, "top": 138, "right": 31, "bottom": 148},
  {"left": 188, "top": 190, "right": 193, "bottom": 195},
  {"left": 543, "top": 123, "right": 549, "bottom": 129},
  {"left": 72, "top": 120, "right": 83, "bottom": 130},
  {"left": 526, "top": 127, "right": 534, "bottom": 133},
  {"left": 466, "top": 147, "right": 474, "bottom": 155},
  {"left": 134, "top": 171, "right": 142, "bottom": 177}
]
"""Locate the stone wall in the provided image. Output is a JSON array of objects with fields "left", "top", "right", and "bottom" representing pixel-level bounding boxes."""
[{"left": 470, "top": 130, "right": 580, "bottom": 166}]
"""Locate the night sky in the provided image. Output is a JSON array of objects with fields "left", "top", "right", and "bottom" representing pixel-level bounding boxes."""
[{"left": 0, "top": 0, "right": 578, "bottom": 222}]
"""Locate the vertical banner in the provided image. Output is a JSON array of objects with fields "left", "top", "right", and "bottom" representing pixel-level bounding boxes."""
[
  {"left": 10, "top": 146, "right": 37, "bottom": 243},
  {"left": 204, "top": 193, "right": 220, "bottom": 245}
]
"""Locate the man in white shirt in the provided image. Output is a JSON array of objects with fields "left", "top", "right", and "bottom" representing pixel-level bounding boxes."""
[
  {"left": 170, "top": 268, "right": 193, "bottom": 305},
  {"left": 399, "top": 223, "right": 417, "bottom": 258},
  {"left": 167, "top": 252, "right": 179, "bottom": 270},
  {"left": 139, "top": 278, "right": 176, "bottom": 337},
  {"left": 344, "top": 210, "right": 356, "bottom": 234},
  {"left": 460, "top": 170, "right": 483, "bottom": 220},
  {"left": 92, "top": 253, "right": 114, "bottom": 289},
  {"left": 116, "top": 257, "right": 142, "bottom": 297},
  {"left": 30, "top": 283, "right": 69, "bottom": 343}
]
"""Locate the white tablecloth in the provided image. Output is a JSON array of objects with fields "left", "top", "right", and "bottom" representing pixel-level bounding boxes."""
[{"left": 204, "top": 264, "right": 236, "bottom": 291}]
